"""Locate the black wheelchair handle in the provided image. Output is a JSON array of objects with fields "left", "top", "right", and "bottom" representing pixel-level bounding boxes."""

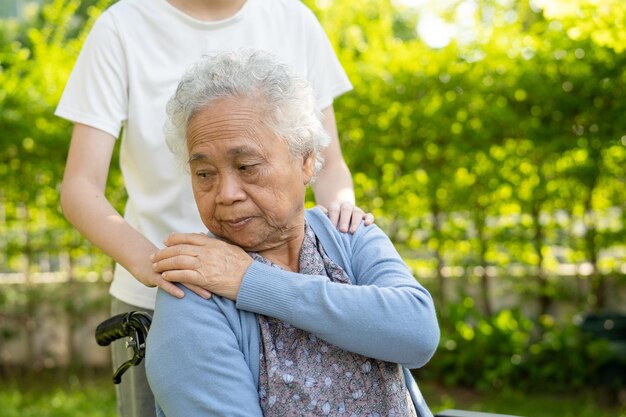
[
  {"left": 95, "top": 311, "right": 153, "bottom": 384},
  {"left": 95, "top": 313, "right": 131, "bottom": 346}
]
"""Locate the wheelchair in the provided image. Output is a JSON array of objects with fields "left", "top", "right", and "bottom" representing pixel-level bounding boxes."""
[
  {"left": 96, "top": 312, "right": 520, "bottom": 417},
  {"left": 95, "top": 311, "right": 152, "bottom": 384}
]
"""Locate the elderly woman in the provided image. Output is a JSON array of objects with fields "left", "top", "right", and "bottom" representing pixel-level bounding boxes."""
[{"left": 145, "top": 49, "right": 439, "bottom": 417}]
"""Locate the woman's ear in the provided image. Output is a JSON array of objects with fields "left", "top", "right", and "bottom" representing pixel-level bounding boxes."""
[{"left": 302, "top": 152, "right": 316, "bottom": 184}]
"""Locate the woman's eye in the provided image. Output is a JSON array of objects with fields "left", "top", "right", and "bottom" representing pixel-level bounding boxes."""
[
  {"left": 239, "top": 164, "right": 258, "bottom": 173},
  {"left": 196, "top": 171, "right": 213, "bottom": 179}
]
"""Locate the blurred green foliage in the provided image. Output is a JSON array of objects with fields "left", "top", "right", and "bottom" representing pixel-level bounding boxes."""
[
  {"left": 1, "top": 0, "right": 625, "bottom": 393},
  {"left": 422, "top": 298, "right": 616, "bottom": 391},
  {"left": 0, "top": 0, "right": 120, "bottom": 275}
]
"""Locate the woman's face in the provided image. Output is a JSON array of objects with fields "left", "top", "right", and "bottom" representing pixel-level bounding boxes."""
[{"left": 186, "top": 97, "right": 315, "bottom": 252}]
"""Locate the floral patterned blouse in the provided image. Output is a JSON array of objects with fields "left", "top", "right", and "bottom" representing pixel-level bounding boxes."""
[{"left": 251, "top": 223, "right": 417, "bottom": 417}]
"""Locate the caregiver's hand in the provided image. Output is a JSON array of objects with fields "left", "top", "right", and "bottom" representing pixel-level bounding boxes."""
[
  {"left": 151, "top": 232, "right": 252, "bottom": 301},
  {"left": 319, "top": 201, "right": 375, "bottom": 233}
]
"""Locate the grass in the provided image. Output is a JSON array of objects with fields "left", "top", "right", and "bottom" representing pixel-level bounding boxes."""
[
  {"left": 0, "top": 370, "right": 116, "bottom": 417},
  {"left": 423, "top": 382, "right": 625, "bottom": 417},
  {"left": 0, "top": 370, "right": 623, "bottom": 417}
]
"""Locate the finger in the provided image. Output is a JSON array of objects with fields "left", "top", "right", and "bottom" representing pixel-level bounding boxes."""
[
  {"left": 349, "top": 210, "right": 365, "bottom": 234},
  {"left": 152, "top": 254, "right": 200, "bottom": 273},
  {"left": 151, "top": 244, "right": 200, "bottom": 262},
  {"left": 157, "top": 278, "right": 185, "bottom": 298},
  {"left": 327, "top": 201, "right": 341, "bottom": 227},
  {"left": 183, "top": 283, "right": 212, "bottom": 300},
  {"left": 316, "top": 204, "right": 329, "bottom": 215},
  {"left": 363, "top": 213, "right": 375, "bottom": 226},
  {"left": 161, "top": 269, "right": 203, "bottom": 287},
  {"left": 163, "top": 232, "right": 210, "bottom": 247},
  {"left": 338, "top": 202, "right": 355, "bottom": 233}
]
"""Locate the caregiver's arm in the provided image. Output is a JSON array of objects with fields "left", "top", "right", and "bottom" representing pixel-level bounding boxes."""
[
  {"left": 60, "top": 124, "right": 209, "bottom": 299},
  {"left": 314, "top": 106, "right": 372, "bottom": 233},
  {"left": 146, "top": 288, "right": 262, "bottom": 417}
]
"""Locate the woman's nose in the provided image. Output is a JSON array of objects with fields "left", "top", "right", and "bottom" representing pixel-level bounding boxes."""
[{"left": 215, "top": 173, "right": 246, "bottom": 204}]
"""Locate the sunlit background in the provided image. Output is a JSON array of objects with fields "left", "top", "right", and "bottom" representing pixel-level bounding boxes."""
[{"left": 1, "top": 0, "right": 625, "bottom": 416}]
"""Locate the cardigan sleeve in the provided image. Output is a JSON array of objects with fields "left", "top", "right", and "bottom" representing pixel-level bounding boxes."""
[
  {"left": 236, "top": 220, "right": 440, "bottom": 369},
  {"left": 146, "top": 287, "right": 263, "bottom": 417}
]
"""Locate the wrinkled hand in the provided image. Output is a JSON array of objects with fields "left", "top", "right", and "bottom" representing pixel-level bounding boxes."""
[
  {"left": 151, "top": 233, "right": 253, "bottom": 301},
  {"left": 319, "top": 201, "right": 375, "bottom": 233}
]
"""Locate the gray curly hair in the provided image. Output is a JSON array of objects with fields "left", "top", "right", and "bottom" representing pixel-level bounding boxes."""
[{"left": 164, "top": 49, "right": 330, "bottom": 178}]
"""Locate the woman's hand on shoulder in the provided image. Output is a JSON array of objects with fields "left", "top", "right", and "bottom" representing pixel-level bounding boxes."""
[
  {"left": 150, "top": 232, "right": 252, "bottom": 301},
  {"left": 317, "top": 201, "right": 375, "bottom": 234}
]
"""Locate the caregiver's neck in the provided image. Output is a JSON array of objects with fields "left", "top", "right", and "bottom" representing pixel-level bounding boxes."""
[{"left": 167, "top": 0, "right": 247, "bottom": 21}]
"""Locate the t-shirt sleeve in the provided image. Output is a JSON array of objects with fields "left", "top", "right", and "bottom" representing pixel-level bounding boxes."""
[
  {"left": 55, "top": 11, "right": 128, "bottom": 138},
  {"left": 301, "top": 6, "right": 352, "bottom": 110}
]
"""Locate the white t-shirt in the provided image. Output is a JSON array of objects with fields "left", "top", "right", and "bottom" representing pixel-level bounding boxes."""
[{"left": 56, "top": 0, "right": 352, "bottom": 309}]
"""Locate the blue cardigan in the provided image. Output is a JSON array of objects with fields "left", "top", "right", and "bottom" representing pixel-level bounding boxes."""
[{"left": 146, "top": 207, "right": 439, "bottom": 417}]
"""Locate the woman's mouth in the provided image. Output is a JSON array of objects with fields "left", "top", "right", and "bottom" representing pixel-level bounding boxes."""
[{"left": 224, "top": 217, "right": 253, "bottom": 230}]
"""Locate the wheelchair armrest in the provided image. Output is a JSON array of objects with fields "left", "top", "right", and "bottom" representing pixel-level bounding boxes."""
[{"left": 435, "top": 410, "right": 522, "bottom": 417}]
